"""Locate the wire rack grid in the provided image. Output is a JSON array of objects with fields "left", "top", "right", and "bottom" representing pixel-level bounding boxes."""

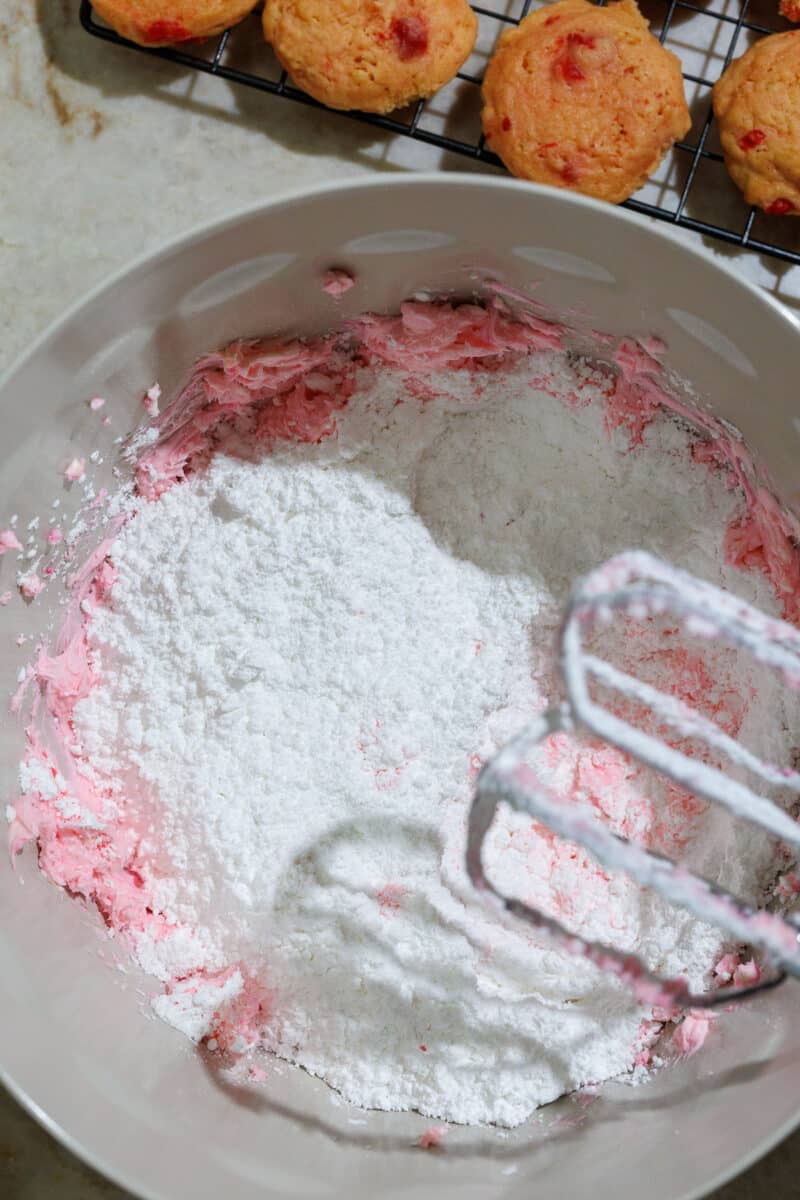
[{"left": 80, "top": 0, "right": 800, "bottom": 267}]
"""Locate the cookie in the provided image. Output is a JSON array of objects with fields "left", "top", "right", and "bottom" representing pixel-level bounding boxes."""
[
  {"left": 92, "top": 0, "right": 257, "bottom": 46},
  {"left": 481, "top": 0, "right": 690, "bottom": 204},
  {"left": 713, "top": 32, "right": 800, "bottom": 216},
  {"left": 262, "top": 0, "right": 477, "bottom": 114}
]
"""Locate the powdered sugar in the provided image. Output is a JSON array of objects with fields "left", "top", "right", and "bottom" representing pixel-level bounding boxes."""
[{"left": 58, "top": 343, "right": 799, "bottom": 1126}]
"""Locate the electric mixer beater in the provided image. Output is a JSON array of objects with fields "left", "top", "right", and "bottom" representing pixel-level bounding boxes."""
[{"left": 468, "top": 550, "right": 800, "bottom": 1008}]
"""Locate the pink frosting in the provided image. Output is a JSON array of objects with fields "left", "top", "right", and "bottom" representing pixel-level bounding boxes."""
[
  {"left": 671, "top": 1011, "right": 715, "bottom": 1056},
  {"left": 733, "top": 959, "right": 761, "bottom": 987},
  {"left": 18, "top": 574, "right": 44, "bottom": 601},
  {"left": 64, "top": 457, "right": 86, "bottom": 483},
  {"left": 134, "top": 338, "right": 351, "bottom": 500},
  {"left": 375, "top": 883, "right": 407, "bottom": 916},
  {"left": 724, "top": 491, "right": 800, "bottom": 623},
  {"left": 353, "top": 299, "right": 562, "bottom": 372},
  {"left": 776, "top": 869, "right": 800, "bottom": 898},
  {"left": 713, "top": 953, "right": 739, "bottom": 982},
  {"left": 321, "top": 268, "right": 355, "bottom": 298},
  {"left": 168, "top": 967, "right": 272, "bottom": 1054},
  {"left": 606, "top": 338, "right": 800, "bottom": 621},
  {"left": 713, "top": 953, "right": 761, "bottom": 989},
  {"left": 0, "top": 528, "right": 22, "bottom": 554},
  {"left": 633, "top": 1017, "right": 663, "bottom": 1067},
  {"left": 143, "top": 383, "right": 161, "bottom": 417},
  {"left": 605, "top": 340, "right": 665, "bottom": 447},
  {"left": 418, "top": 1125, "right": 448, "bottom": 1149}
]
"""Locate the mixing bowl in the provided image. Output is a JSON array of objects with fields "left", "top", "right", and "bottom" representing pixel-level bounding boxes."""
[{"left": 1, "top": 175, "right": 799, "bottom": 1200}]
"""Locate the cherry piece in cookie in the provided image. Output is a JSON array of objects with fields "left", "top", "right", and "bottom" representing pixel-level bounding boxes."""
[
  {"left": 91, "top": 0, "right": 258, "bottom": 46},
  {"left": 713, "top": 32, "right": 800, "bottom": 216},
  {"left": 737, "top": 129, "right": 767, "bottom": 151},
  {"left": 142, "top": 18, "right": 191, "bottom": 43},
  {"left": 765, "top": 198, "right": 795, "bottom": 214},
  {"left": 481, "top": 0, "right": 690, "bottom": 204},
  {"left": 391, "top": 15, "right": 429, "bottom": 60},
  {"left": 553, "top": 31, "right": 597, "bottom": 83},
  {"left": 262, "top": 0, "right": 477, "bottom": 114}
]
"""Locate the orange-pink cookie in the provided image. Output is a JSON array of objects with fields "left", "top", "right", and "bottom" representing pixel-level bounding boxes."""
[
  {"left": 92, "top": 0, "right": 257, "bottom": 45},
  {"left": 481, "top": 0, "right": 690, "bottom": 204},
  {"left": 713, "top": 32, "right": 800, "bottom": 216},
  {"left": 262, "top": 0, "right": 477, "bottom": 114}
]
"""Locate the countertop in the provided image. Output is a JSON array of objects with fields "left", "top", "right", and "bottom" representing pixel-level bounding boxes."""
[{"left": 2, "top": 2, "right": 800, "bottom": 1197}]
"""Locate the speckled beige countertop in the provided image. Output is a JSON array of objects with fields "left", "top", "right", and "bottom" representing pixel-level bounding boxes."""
[{"left": 2, "top": 3, "right": 800, "bottom": 1197}]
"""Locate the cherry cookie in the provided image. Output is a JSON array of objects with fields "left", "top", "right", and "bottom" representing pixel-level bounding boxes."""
[
  {"left": 481, "top": 0, "right": 690, "bottom": 204},
  {"left": 262, "top": 0, "right": 477, "bottom": 114},
  {"left": 713, "top": 32, "right": 800, "bottom": 217},
  {"left": 92, "top": 0, "right": 258, "bottom": 45}
]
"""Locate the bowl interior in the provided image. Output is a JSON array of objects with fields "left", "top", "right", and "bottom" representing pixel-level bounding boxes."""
[{"left": 1, "top": 177, "right": 799, "bottom": 1200}]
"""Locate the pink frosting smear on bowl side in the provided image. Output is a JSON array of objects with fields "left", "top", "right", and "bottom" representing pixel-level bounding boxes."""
[
  {"left": 418, "top": 1125, "right": 448, "bottom": 1149},
  {"left": 64, "top": 457, "right": 86, "bottom": 483},
  {"left": 321, "top": 268, "right": 356, "bottom": 297},
  {"left": 671, "top": 1011, "right": 716, "bottom": 1057},
  {"left": 6, "top": 295, "right": 800, "bottom": 1128},
  {"left": 0, "top": 528, "right": 22, "bottom": 554}
]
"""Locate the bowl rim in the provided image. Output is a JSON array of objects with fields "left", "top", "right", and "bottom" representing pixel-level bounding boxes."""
[
  {"left": 1, "top": 171, "right": 799, "bottom": 400},
  {"left": 2, "top": 171, "right": 800, "bottom": 1200}
]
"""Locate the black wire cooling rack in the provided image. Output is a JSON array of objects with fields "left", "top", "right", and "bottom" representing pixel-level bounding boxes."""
[{"left": 80, "top": 0, "right": 800, "bottom": 266}]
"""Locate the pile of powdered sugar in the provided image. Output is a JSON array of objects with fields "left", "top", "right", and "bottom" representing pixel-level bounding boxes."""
[{"left": 61, "top": 344, "right": 798, "bottom": 1127}]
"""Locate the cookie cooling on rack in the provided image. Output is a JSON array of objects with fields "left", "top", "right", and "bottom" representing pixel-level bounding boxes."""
[
  {"left": 262, "top": 0, "right": 477, "bottom": 114},
  {"left": 713, "top": 32, "right": 800, "bottom": 217},
  {"left": 92, "top": 0, "right": 258, "bottom": 44},
  {"left": 481, "top": 0, "right": 690, "bottom": 204}
]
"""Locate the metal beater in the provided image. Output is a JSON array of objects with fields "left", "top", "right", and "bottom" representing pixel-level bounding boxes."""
[{"left": 467, "top": 550, "right": 800, "bottom": 1008}]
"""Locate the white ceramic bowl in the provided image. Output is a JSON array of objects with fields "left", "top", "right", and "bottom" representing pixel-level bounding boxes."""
[{"left": 1, "top": 176, "right": 799, "bottom": 1200}]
